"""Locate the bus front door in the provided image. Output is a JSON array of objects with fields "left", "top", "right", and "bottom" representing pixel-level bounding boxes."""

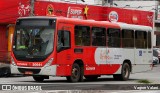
[{"left": 56, "top": 23, "right": 72, "bottom": 76}]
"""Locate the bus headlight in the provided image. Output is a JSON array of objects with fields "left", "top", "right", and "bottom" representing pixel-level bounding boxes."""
[
  {"left": 11, "top": 57, "right": 16, "bottom": 66},
  {"left": 44, "top": 58, "right": 54, "bottom": 67}
]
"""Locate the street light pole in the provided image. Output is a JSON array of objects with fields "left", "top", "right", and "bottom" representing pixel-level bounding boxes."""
[
  {"left": 102, "top": 0, "right": 106, "bottom": 6},
  {"left": 30, "top": 0, "right": 34, "bottom": 16}
]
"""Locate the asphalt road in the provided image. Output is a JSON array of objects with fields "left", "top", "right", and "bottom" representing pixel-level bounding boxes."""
[{"left": 0, "top": 64, "right": 160, "bottom": 93}]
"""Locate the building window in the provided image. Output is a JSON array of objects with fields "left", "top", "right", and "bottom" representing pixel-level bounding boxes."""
[{"left": 75, "top": 25, "right": 90, "bottom": 46}]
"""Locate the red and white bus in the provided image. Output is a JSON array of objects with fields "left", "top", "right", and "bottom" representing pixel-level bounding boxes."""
[{"left": 11, "top": 16, "right": 153, "bottom": 82}]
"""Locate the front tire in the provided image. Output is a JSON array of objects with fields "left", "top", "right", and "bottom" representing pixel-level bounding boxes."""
[
  {"left": 113, "top": 63, "right": 130, "bottom": 81},
  {"left": 66, "top": 63, "right": 81, "bottom": 82},
  {"left": 33, "top": 76, "right": 44, "bottom": 82}
]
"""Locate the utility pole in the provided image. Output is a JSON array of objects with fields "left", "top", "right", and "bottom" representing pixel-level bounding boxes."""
[
  {"left": 102, "top": 0, "right": 107, "bottom": 6},
  {"left": 102, "top": 0, "right": 113, "bottom": 6},
  {"left": 102, "top": 0, "right": 108, "bottom": 6},
  {"left": 30, "top": 0, "right": 34, "bottom": 16}
]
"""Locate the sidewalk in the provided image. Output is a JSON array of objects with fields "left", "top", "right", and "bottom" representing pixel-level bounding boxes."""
[{"left": 130, "top": 64, "right": 160, "bottom": 84}]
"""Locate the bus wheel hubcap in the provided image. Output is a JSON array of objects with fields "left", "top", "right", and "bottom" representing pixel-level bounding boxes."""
[
  {"left": 72, "top": 68, "right": 78, "bottom": 78},
  {"left": 124, "top": 67, "right": 128, "bottom": 78}
]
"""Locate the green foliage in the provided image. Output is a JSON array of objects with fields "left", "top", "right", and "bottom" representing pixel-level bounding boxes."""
[{"left": 137, "top": 79, "right": 151, "bottom": 84}]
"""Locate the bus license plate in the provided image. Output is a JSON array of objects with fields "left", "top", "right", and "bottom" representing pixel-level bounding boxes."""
[{"left": 25, "top": 71, "right": 33, "bottom": 75}]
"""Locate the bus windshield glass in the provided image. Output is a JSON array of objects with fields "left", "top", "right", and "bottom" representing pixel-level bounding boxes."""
[{"left": 13, "top": 19, "right": 56, "bottom": 62}]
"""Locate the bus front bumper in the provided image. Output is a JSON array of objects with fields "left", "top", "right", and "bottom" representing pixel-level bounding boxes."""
[{"left": 10, "top": 64, "right": 57, "bottom": 76}]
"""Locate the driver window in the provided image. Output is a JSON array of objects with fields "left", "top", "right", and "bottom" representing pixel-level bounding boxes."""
[{"left": 57, "top": 30, "right": 70, "bottom": 52}]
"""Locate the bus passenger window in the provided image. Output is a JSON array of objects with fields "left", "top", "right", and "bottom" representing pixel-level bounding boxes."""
[
  {"left": 148, "top": 32, "right": 152, "bottom": 48},
  {"left": 107, "top": 29, "right": 121, "bottom": 47},
  {"left": 92, "top": 27, "right": 106, "bottom": 46},
  {"left": 74, "top": 26, "right": 90, "bottom": 46},
  {"left": 57, "top": 30, "right": 70, "bottom": 52},
  {"left": 135, "top": 31, "right": 147, "bottom": 49},
  {"left": 122, "top": 30, "right": 134, "bottom": 48}
]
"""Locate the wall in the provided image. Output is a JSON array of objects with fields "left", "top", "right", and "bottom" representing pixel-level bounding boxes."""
[
  {"left": 0, "top": 25, "right": 8, "bottom": 61},
  {"left": 0, "top": 0, "right": 30, "bottom": 24}
]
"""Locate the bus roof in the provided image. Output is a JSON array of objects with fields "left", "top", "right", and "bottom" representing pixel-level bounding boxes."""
[
  {"left": 18, "top": 16, "right": 57, "bottom": 20},
  {"left": 117, "top": 23, "right": 152, "bottom": 31},
  {"left": 18, "top": 16, "right": 120, "bottom": 29},
  {"left": 57, "top": 17, "right": 120, "bottom": 29},
  {"left": 18, "top": 16, "right": 152, "bottom": 31}
]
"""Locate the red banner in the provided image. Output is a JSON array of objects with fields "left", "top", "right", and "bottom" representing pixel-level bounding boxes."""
[
  {"left": 0, "top": 1, "right": 154, "bottom": 27},
  {"left": 67, "top": 7, "right": 84, "bottom": 19}
]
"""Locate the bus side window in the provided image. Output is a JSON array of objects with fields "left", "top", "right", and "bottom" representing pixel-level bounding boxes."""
[
  {"left": 74, "top": 26, "right": 90, "bottom": 46},
  {"left": 92, "top": 27, "right": 106, "bottom": 46},
  {"left": 57, "top": 30, "right": 70, "bottom": 52},
  {"left": 135, "top": 31, "right": 147, "bottom": 49},
  {"left": 107, "top": 28, "right": 121, "bottom": 47},
  {"left": 148, "top": 32, "right": 152, "bottom": 48},
  {"left": 122, "top": 29, "right": 134, "bottom": 48}
]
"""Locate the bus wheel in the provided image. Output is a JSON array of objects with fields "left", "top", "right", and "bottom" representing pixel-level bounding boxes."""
[
  {"left": 121, "top": 63, "right": 130, "bottom": 81},
  {"left": 33, "top": 76, "right": 44, "bottom": 82},
  {"left": 66, "top": 63, "right": 81, "bottom": 82},
  {"left": 4, "top": 68, "right": 11, "bottom": 77},
  {"left": 114, "top": 63, "right": 130, "bottom": 81},
  {"left": 85, "top": 75, "right": 99, "bottom": 81}
]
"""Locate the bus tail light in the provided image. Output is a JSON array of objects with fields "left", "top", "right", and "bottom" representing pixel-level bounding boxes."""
[
  {"left": 44, "top": 58, "right": 54, "bottom": 67},
  {"left": 11, "top": 57, "right": 16, "bottom": 66}
]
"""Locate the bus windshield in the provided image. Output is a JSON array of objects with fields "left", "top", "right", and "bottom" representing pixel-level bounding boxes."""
[{"left": 13, "top": 26, "right": 54, "bottom": 62}]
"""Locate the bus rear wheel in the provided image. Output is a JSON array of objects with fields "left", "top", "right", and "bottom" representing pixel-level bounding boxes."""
[
  {"left": 66, "top": 63, "right": 81, "bottom": 82},
  {"left": 33, "top": 76, "right": 44, "bottom": 82},
  {"left": 113, "top": 63, "right": 130, "bottom": 81}
]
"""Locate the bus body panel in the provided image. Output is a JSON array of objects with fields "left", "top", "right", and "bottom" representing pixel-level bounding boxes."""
[
  {"left": 118, "top": 23, "right": 153, "bottom": 73},
  {"left": 11, "top": 16, "right": 153, "bottom": 80},
  {"left": 11, "top": 64, "right": 57, "bottom": 76},
  {"left": 133, "top": 49, "right": 152, "bottom": 73},
  {"left": 10, "top": 51, "right": 57, "bottom": 75},
  {"left": 56, "top": 22, "right": 74, "bottom": 76}
]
